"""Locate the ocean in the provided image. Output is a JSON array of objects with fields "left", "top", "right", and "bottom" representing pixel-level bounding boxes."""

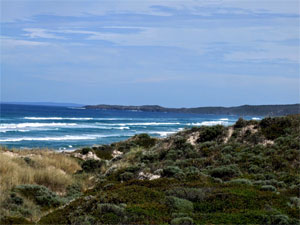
[{"left": 0, "top": 104, "right": 259, "bottom": 151}]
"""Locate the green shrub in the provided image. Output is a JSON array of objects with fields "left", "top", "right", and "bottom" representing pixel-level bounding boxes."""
[
  {"left": 14, "top": 184, "right": 63, "bottom": 208},
  {"left": 124, "top": 165, "right": 140, "bottom": 173},
  {"left": 9, "top": 192, "right": 24, "bottom": 205},
  {"left": 81, "top": 159, "right": 103, "bottom": 172},
  {"left": 97, "top": 203, "right": 125, "bottom": 217},
  {"left": 119, "top": 172, "right": 134, "bottom": 181},
  {"left": 65, "top": 184, "right": 82, "bottom": 200},
  {"left": 209, "top": 164, "right": 241, "bottom": 180},
  {"left": 0, "top": 216, "right": 33, "bottom": 224},
  {"left": 234, "top": 118, "right": 247, "bottom": 128},
  {"left": 270, "top": 214, "right": 290, "bottom": 225},
  {"left": 171, "top": 217, "right": 194, "bottom": 225},
  {"left": 228, "top": 179, "right": 252, "bottom": 186},
  {"left": 134, "top": 134, "right": 156, "bottom": 148},
  {"left": 23, "top": 157, "right": 35, "bottom": 167},
  {"left": 166, "top": 187, "right": 206, "bottom": 201},
  {"left": 260, "top": 185, "right": 277, "bottom": 192},
  {"left": 289, "top": 197, "right": 300, "bottom": 209},
  {"left": 81, "top": 147, "right": 91, "bottom": 155},
  {"left": 197, "top": 125, "right": 225, "bottom": 143},
  {"left": 183, "top": 166, "right": 200, "bottom": 177},
  {"left": 162, "top": 166, "right": 182, "bottom": 177},
  {"left": 166, "top": 149, "right": 184, "bottom": 160},
  {"left": 165, "top": 196, "right": 194, "bottom": 213},
  {"left": 260, "top": 117, "right": 292, "bottom": 140}
]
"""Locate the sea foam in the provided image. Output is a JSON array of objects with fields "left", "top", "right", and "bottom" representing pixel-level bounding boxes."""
[{"left": 0, "top": 134, "right": 126, "bottom": 142}]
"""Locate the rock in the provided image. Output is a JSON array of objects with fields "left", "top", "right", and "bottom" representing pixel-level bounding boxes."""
[{"left": 138, "top": 171, "right": 160, "bottom": 180}]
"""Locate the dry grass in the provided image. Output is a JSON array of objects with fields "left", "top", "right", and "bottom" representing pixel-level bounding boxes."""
[{"left": 0, "top": 148, "right": 81, "bottom": 193}]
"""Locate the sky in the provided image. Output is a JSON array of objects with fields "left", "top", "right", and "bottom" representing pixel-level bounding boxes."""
[{"left": 0, "top": 0, "right": 299, "bottom": 107}]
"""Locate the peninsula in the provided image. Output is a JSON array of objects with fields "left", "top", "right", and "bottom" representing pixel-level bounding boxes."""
[{"left": 85, "top": 103, "right": 300, "bottom": 116}]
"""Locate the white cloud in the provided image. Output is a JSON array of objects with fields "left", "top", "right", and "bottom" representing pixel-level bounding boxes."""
[
  {"left": 1, "top": 36, "right": 50, "bottom": 47},
  {"left": 23, "top": 28, "right": 66, "bottom": 39}
]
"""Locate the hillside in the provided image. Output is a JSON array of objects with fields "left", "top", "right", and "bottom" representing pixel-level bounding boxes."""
[
  {"left": 85, "top": 104, "right": 300, "bottom": 116},
  {"left": 1, "top": 115, "right": 300, "bottom": 224}
]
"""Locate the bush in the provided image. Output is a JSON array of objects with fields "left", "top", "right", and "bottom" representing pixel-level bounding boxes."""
[
  {"left": 23, "top": 157, "right": 35, "bottom": 167},
  {"left": 134, "top": 134, "right": 156, "bottom": 148},
  {"left": 81, "top": 159, "right": 103, "bottom": 172},
  {"left": 166, "top": 187, "right": 206, "bottom": 201},
  {"left": 197, "top": 125, "right": 225, "bottom": 143},
  {"left": 9, "top": 192, "right": 24, "bottom": 205},
  {"left": 234, "top": 118, "right": 247, "bottom": 128},
  {"left": 162, "top": 166, "right": 182, "bottom": 177},
  {"left": 270, "top": 214, "right": 290, "bottom": 225},
  {"left": 165, "top": 196, "right": 193, "bottom": 213},
  {"left": 260, "top": 117, "right": 292, "bottom": 140},
  {"left": 81, "top": 147, "right": 91, "bottom": 155},
  {"left": 260, "top": 185, "right": 277, "bottom": 192},
  {"left": 171, "top": 217, "right": 194, "bottom": 225},
  {"left": 228, "top": 179, "right": 252, "bottom": 186},
  {"left": 93, "top": 147, "right": 113, "bottom": 160},
  {"left": 15, "top": 184, "right": 63, "bottom": 208},
  {"left": 209, "top": 165, "right": 241, "bottom": 180},
  {"left": 97, "top": 203, "right": 125, "bottom": 217},
  {"left": 65, "top": 184, "right": 82, "bottom": 199},
  {"left": 119, "top": 172, "right": 134, "bottom": 181}
]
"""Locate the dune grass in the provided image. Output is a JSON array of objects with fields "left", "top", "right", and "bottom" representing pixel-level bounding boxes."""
[
  {"left": 0, "top": 147, "right": 86, "bottom": 222},
  {"left": 0, "top": 148, "right": 81, "bottom": 193}
]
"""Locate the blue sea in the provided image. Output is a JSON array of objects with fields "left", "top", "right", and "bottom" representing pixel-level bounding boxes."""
[{"left": 0, "top": 104, "right": 260, "bottom": 151}]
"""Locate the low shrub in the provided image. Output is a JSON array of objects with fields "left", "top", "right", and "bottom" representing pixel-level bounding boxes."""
[
  {"left": 162, "top": 166, "right": 182, "bottom": 177},
  {"left": 260, "top": 185, "right": 277, "bottom": 192},
  {"left": 165, "top": 196, "right": 193, "bottom": 213},
  {"left": 166, "top": 187, "right": 206, "bottom": 201},
  {"left": 197, "top": 125, "right": 225, "bottom": 143},
  {"left": 171, "top": 217, "right": 194, "bottom": 225},
  {"left": 119, "top": 172, "right": 134, "bottom": 181},
  {"left": 133, "top": 134, "right": 156, "bottom": 148},
  {"left": 9, "top": 192, "right": 24, "bottom": 205},
  {"left": 228, "top": 179, "right": 252, "bottom": 186},
  {"left": 81, "top": 159, "right": 103, "bottom": 173},
  {"left": 97, "top": 203, "right": 125, "bottom": 217},
  {"left": 209, "top": 165, "right": 241, "bottom": 180},
  {"left": 260, "top": 117, "right": 292, "bottom": 140},
  {"left": 14, "top": 184, "right": 64, "bottom": 208},
  {"left": 81, "top": 147, "right": 91, "bottom": 155},
  {"left": 234, "top": 118, "right": 247, "bottom": 128}
]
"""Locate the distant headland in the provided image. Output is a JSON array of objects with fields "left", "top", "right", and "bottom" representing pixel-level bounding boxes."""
[{"left": 84, "top": 104, "right": 300, "bottom": 116}]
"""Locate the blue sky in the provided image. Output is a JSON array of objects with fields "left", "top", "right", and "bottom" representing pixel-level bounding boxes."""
[{"left": 1, "top": 0, "right": 299, "bottom": 107}]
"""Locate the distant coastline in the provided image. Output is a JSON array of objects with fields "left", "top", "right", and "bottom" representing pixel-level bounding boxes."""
[{"left": 85, "top": 103, "right": 300, "bottom": 116}]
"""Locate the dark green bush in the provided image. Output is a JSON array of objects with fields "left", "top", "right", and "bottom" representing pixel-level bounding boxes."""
[
  {"left": 119, "top": 172, "right": 134, "bottom": 181},
  {"left": 9, "top": 193, "right": 24, "bottom": 205},
  {"left": 162, "top": 166, "right": 182, "bottom": 177},
  {"left": 23, "top": 157, "right": 35, "bottom": 167},
  {"left": 65, "top": 184, "right": 82, "bottom": 200},
  {"left": 166, "top": 187, "right": 206, "bottom": 201},
  {"left": 234, "top": 118, "right": 247, "bottom": 128},
  {"left": 260, "top": 117, "right": 292, "bottom": 140},
  {"left": 197, "top": 125, "right": 225, "bottom": 143},
  {"left": 15, "top": 184, "right": 63, "bottom": 208},
  {"left": 134, "top": 133, "right": 156, "bottom": 148},
  {"left": 81, "top": 147, "right": 91, "bottom": 155},
  {"left": 97, "top": 203, "right": 125, "bottom": 217},
  {"left": 81, "top": 159, "right": 103, "bottom": 172},
  {"left": 209, "top": 164, "right": 241, "bottom": 180},
  {"left": 165, "top": 196, "right": 193, "bottom": 213}
]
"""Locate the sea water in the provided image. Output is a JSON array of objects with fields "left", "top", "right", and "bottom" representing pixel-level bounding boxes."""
[{"left": 0, "top": 104, "right": 259, "bottom": 150}]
